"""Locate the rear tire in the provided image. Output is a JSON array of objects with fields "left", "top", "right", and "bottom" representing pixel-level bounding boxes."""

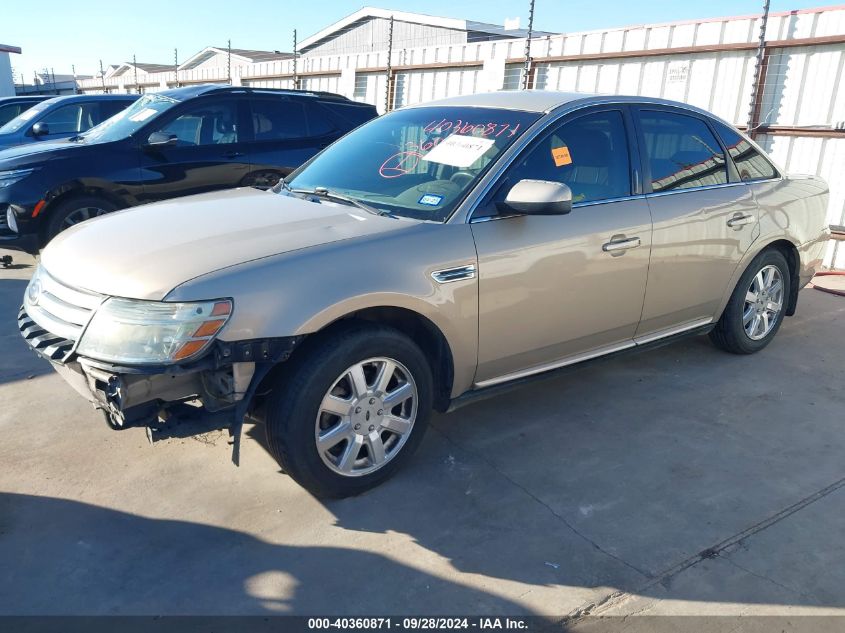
[
  {"left": 46, "top": 196, "right": 117, "bottom": 241},
  {"left": 264, "top": 322, "right": 433, "bottom": 498},
  {"left": 710, "top": 249, "right": 790, "bottom": 354}
]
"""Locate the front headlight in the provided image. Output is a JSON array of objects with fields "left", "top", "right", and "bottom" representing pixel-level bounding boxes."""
[
  {"left": 0, "top": 168, "right": 36, "bottom": 189},
  {"left": 76, "top": 297, "right": 232, "bottom": 365}
]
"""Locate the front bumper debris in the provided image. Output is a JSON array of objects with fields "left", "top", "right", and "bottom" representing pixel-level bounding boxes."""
[{"left": 18, "top": 303, "right": 302, "bottom": 462}]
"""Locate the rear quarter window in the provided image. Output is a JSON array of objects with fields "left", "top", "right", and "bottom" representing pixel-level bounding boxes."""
[
  {"left": 712, "top": 121, "right": 779, "bottom": 182},
  {"left": 319, "top": 101, "right": 377, "bottom": 129}
]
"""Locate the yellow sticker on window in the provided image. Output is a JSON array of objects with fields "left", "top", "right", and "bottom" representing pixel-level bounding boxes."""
[{"left": 551, "top": 146, "right": 572, "bottom": 167}]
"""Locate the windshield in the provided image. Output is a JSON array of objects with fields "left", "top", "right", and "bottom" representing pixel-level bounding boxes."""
[
  {"left": 0, "top": 100, "right": 55, "bottom": 134},
  {"left": 80, "top": 93, "right": 179, "bottom": 143},
  {"left": 284, "top": 106, "right": 541, "bottom": 222}
]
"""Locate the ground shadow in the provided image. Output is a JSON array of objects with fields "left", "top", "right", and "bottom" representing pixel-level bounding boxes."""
[{"left": 0, "top": 492, "right": 535, "bottom": 616}]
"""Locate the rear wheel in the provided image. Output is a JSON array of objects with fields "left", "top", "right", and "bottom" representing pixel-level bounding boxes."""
[
  {"left": 710, "top": 249, "right": 790, "bottom": 354},
  {"left": 264, "top": 323, "right": 433, "bottom": 498},
  {"left": 46, "top": 196, "right": 117, "bottom": 241}
]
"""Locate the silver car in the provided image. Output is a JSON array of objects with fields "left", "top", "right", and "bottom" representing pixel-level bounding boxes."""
[{"left": 19, "top": 91, "right": 830, "bottom": 497}]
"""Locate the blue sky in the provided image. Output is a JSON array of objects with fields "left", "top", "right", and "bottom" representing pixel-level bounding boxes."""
[{"left": 2, "top": 0, "right": 829, "bottom": 81}]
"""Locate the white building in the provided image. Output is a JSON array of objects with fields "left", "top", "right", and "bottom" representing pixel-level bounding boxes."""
[{"left": 0, "top": 44, "right": 22, "bottom": 97}]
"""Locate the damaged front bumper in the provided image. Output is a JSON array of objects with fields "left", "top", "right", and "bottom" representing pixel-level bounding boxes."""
[{"left": 18, "top": 304, "right": 301, "bottom": 460}]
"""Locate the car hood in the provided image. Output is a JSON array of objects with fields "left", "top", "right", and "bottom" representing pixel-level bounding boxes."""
[
  {"left": 0, "top": 138, "right": 80, "bottom": 162},
  {"left": 41, "top": 188, "right": 415, "bottom": 301}
]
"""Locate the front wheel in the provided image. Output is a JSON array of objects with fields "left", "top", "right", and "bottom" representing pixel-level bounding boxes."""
[
  {"left": 710, "top": 249, "right": 790, "bottom": 354},
  {"left": 46, "top": 196, "right": 117, "bottom": 241},
  {"left": 264, "top": 323, "right": 433, "bottom": 498}
]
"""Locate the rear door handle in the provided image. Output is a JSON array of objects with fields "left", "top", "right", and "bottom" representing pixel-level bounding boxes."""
[
  {"left": 222, "top": 151, "right": 245, "bottom": 159},
  {"left": 727, "top": 213, "right": 755, "bottom": 228},
  {"left": 602, "top": 236, "right": 641, "bottom": 253}
]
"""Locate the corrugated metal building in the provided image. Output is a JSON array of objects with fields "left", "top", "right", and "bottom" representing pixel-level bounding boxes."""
[{"left": 75, "top": 5, "right": 845, "bottom": 268}]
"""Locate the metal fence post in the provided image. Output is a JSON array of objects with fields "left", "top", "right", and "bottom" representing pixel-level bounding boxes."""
[
  {"left": 746, "top": 0, "right": 771, "bottom": 138},
  {"left": 385, "top": 15, "right": 395, "bottom": 112},
  {"left": 227, "top": 40, "right": 232, "bottom": 85},
  {"left": 521, "top": 0, "right": 536, "bottom": 89},
  {"left": 293, "top": 30, "right": 299, "bottom": 89}
]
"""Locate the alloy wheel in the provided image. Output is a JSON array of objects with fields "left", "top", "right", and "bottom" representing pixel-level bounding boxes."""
[
  {"left": 743, "top": 264, "right": 784, "bottom": 341},
  {"left": 62, "top": 206, "right": 109, "bottom": 229},
  {"left": 315, "top": 357, "right": 418, "bottom": 477}
]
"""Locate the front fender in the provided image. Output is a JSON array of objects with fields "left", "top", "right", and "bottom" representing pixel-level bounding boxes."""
[{"left": 166, "top": 222, "right": 480, "bottom": 396}]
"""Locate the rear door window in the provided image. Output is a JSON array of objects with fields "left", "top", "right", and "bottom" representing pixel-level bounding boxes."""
[
  {"left": 637, "top": 110, "right": 728, "bottom": 193},
  {"left": 98, "top": 100, "right": 133, "bottom": 123},
  {"left": 251, "top": 98, "right": 336, "bottom": 140}
]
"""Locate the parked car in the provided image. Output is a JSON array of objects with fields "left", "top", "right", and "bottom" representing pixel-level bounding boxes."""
[
  {"left": 0, "top": 94, "right": 137, "bottom": 151},
  {"left": 0, "top": 96, "right": 51, "bottom": 127},
  {"left": 0, "top": 85, "right": 377, "bottom": 253},
  {"left": 19, "top": 91, "right": 829, "bottom": 497}
]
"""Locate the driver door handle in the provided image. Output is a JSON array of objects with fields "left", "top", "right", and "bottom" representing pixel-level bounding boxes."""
[
  {"left": 602, "top": 236, "right": 641, "bottom": 253},
  {"left": 727, "top": 213, "right": 755, "bottom": 228},
  {"left": 222, "top": 150, "right": 245, "bottom": 159}
]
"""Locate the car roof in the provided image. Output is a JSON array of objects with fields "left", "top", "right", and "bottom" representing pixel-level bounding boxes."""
[
  {"left": 35, "top": 94, "right": 138, "bottom": 107},
  {"left": 405, "top": 90, "right": 727, "bottom": 119},
  {"left": 153, "top": 83, "right": 358, "bottom": 103},
  {"left": 0, "top": 95, "right": 50, "bottom": 101}
]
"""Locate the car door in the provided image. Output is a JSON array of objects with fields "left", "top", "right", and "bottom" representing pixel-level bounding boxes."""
[
  {"left": 632, "top": 107, "right": 759, "bottom": 338},
  {"left": 470, "top": 107, "right": 653, "bottom": 384},
  {"left": 137, "top": 96, "right": 252, "bottom": 203},
  {"left": 245, "top": 96, "right": 342, "bottom": 188}
]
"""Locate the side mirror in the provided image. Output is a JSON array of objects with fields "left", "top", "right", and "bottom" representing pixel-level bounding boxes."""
[
  {"left": 145, "top": 131, "right": 178, "bottom": 148},
  {"left": 504, "top": 179, "right": 572, "bottom": 215},
  {"left": 31, "top": 122, "right": 49, "bottom": 137}
]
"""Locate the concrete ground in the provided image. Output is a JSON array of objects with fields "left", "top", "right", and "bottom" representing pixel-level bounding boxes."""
[{"left": 1, "top": 247, "right": 844, "bottom": 618}]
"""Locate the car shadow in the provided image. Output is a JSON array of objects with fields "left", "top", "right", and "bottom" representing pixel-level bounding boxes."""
[
  {"left": 0, "top": 492, "right": 537, "bottom": 616},
  {"left": 244, "top": 293, "right": 845, "bottom": 612}
]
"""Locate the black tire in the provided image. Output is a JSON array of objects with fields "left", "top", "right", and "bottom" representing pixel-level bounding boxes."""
[
  {"left": 46, "top": 196, "right": 117, "bottom": 241},
  {"left": 264, "top": 322, "right": 433, "bottom": 498},
  {"left": 710, "top": 249, "right": 791, "bottom": 354}
]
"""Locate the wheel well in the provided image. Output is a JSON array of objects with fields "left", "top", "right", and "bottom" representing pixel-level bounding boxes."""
[
  {"left": 253, "top": 307, "right": 456, "bottom": 414},
  {"left": 40, "top": 187, "right": 124, "bottom": 241},
  {"left": 347, "top": 307, "right": 455, "bottom": 412},
  {"left": 764, "top": 239, "right": 800, "bottom": 316}
]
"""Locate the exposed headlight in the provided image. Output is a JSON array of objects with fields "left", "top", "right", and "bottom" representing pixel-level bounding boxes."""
[
  {"left": 77, "top": 297, "right": 233, "bottom": 365},
  {"left": 0, "top": 168, "right": 36, "bottom": 189}
]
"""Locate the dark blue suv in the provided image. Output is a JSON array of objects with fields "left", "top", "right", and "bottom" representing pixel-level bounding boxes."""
[
  {"left": 0, "top": 85, "right": 377, "bottom": 253},
  {"left": 0, "top": 94, "right": 137, "bottom": 151}
]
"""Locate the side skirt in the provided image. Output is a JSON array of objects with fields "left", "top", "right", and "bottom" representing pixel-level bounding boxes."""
[{"left": 446, "top": 324, "right": 715, "bottom": 413}]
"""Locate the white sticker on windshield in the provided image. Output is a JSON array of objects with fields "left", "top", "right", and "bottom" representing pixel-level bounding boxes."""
[
  {"left": 128, "top": 107, "right": 158, "bottom": 122},
  {"left": 423, "top": 135, "right": 495, "bottom": 168}
]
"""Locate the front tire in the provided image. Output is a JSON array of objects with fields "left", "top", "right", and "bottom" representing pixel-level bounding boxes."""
[
  {"left": 46, "top": 196, "right": 117, "bottom": 241},
  {"left": 710, "top": 249, "right": 790, "bottom": 354},
  {"left": 264, "top": 323, "right": 433, "bottom": 498}
]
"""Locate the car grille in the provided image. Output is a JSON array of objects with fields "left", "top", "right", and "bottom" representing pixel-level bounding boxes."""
[
  {"left": 0, "top": 205, "right": 8, "bottom": 232},
  {"left": 18, "top": 267, "right": 103, "bottom": 362}
]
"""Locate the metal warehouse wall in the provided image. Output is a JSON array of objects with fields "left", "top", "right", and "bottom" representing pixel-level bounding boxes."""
[{"left": 77, "top": 5, "right": 845, "bottom": 268}]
